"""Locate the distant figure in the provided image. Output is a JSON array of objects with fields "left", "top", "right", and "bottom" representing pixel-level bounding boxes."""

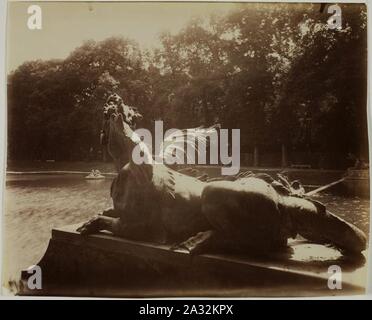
[
  {"left": 94, "top": 170, "right": 103, "bottom": 176},
  {"left": 348, "top": 153, "right": 369, "bottom": 170},
  {"left": 354, "top": 159, "right": 369, "bottom": 170}
]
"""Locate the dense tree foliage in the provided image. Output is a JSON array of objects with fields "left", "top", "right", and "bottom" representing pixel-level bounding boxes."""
[{"left": 7, "top": 3, "right": 367, "bottom": 168}]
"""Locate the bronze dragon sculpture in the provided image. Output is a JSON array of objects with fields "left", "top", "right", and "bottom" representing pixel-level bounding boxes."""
[{"left": 77, "top": 94, "right": 367, "bottom": 256}]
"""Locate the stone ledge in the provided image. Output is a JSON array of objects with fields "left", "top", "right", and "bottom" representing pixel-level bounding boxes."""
[{"left": 20, "top": 223, "right": 367, "bottom": 297}]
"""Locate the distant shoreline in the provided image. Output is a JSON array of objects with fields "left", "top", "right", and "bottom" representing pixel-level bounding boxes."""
[
  {"left": 6, "top": 161, "right": 344, "bottom": 173},
  {"left": 6, "top": 161, "right": 346, "bottom": 187},
  {"left": 6, "top": 161, "right": 116, "bottom": 173}
]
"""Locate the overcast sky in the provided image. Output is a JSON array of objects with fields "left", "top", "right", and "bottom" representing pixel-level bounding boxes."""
[{"left": 6, "top": 1, "right": 238, "bottom": 73}]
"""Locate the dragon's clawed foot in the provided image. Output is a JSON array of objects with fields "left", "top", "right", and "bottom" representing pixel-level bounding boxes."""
[
  {"left": 171, "top": 230, "right": 215, "bottom": 255},
  {"left": 76, "top": 215, "right": 103, "bottom": 235}
]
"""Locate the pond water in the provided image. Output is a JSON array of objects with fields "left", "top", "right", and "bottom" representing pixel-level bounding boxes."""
[{"left": 2, "top": 174, "right": 370, "bottom": 285}]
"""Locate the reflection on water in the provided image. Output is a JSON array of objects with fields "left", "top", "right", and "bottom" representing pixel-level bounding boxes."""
[
  {"left": 3, "top": 174, "right": 113, "bottom": 284},
  {"left": 313, "top": 193, "right": 370, "bottom": 236},
  {"left": 2, "top": 174, "right": 370, "bottom": 285}
]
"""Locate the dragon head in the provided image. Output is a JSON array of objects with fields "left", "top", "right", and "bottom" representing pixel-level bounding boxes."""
[{"left": 101, "top": 93, "right": 143, "bottom": 171}]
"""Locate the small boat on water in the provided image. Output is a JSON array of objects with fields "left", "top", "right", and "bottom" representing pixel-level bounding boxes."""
[{"left": 85, "top": 170, "right": 105, "bottom": 180}]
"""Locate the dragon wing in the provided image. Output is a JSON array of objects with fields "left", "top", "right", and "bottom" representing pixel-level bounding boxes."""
[{"left": 160, "top": 124, "right": 220, "bottom": 165}]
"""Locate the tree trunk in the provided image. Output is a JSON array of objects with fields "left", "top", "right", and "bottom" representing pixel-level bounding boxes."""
[
  {"left": 103, "top": 147, "right": 107, "bottom": 162},
  {"left": 253, "top": 145, "right": 259, "bottom": 167},
  {"left": 281, "top": 143, "right": 288, "bottom": 168}
]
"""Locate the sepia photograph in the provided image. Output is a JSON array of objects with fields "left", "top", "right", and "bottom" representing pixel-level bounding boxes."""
[{"left": 1, "top": 0, "right": 370, "bottom": 299}]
